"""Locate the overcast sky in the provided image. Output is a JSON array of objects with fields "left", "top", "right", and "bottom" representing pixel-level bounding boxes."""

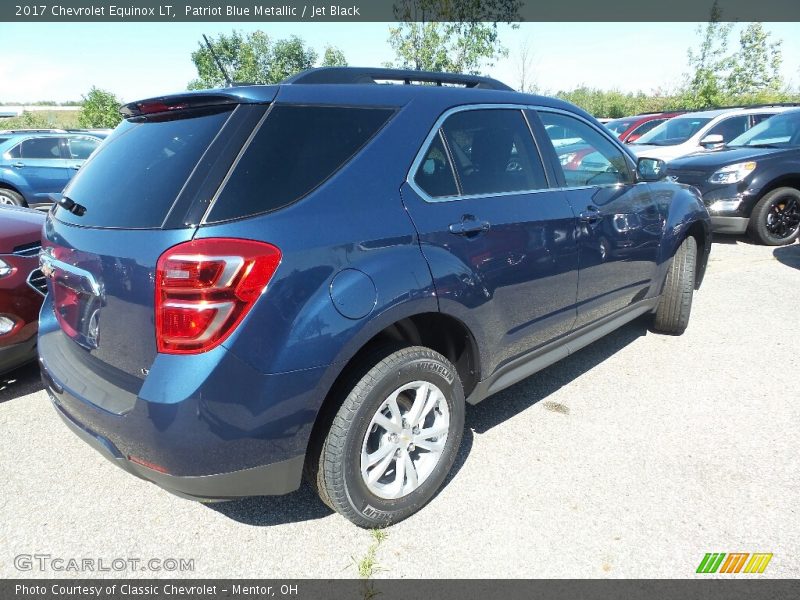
[{"left": 1, "top": 22, "right": 799, "bottom": 102}]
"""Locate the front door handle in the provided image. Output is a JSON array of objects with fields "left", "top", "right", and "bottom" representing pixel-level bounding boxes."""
[
  {"left": 579, "top": 206, "right": 602, "bottom": 223},
  {"left": 449, "top": 218, "right": 491, "bottom": 235},
  {"left": 12, "top": 162, "right": 24, "bottom": 168},
  {"left": 70, "top": 164, "right": 82, "bottom": 170}
]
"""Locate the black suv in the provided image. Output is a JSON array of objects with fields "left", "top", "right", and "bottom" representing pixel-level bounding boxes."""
[{"left": 667, "top": 108, "right": 800, "bottom": 245}]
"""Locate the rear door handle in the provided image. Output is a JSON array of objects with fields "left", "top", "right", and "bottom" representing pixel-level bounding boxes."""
[
  {"left": 12, "top": 162, "right": 24, "bottom": 168},
  {"left": 579, "top": 206, "right": 602, "bottom": 223},
  {"left": 70, "top": 164, "right": 82, "bottom": 170},
  {"left": 449, "top": 219, "right": 491, "bottom": 235}
]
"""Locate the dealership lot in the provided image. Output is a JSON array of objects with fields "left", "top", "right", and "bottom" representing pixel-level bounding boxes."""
[{"left": 1, "top": 238, "right": 798, "bottom": 578}]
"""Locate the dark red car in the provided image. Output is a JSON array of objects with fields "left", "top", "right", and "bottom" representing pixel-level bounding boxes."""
[
  {"left": 605, "top": 112, "right": 685, "bottom": 143},
  {"left": 0, "top": 205, "right": 45, "bottom": 375}
]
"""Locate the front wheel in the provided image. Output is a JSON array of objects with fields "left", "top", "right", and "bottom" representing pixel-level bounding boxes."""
[
  {"left": 748, "top": 187, "right": 800, "bottom": 246},
  {"left": 652, "top": 235, "right": 697, "bottom": 336},
  {"left": 313, "top": 346, "right": 465, "bottom": 527},
  {"left": 0, "top": 188, "right": 25, "bottom": 206}
]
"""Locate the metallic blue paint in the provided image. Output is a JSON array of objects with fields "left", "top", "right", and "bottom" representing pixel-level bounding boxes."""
[{"left": 38, "top": 77, "right": 712, "bottom": 499}]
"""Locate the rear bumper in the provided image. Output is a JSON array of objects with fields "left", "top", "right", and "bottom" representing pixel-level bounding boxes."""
[
  {"left": 0, "top": 335, "right": 37, "bottom": 376},
  {"left": 711, "top": 216, "right": 749, "bottom": 235},
  {"left": 38, "top": 317, "right": 326, "bottom": 500},
  {"left": 49, "top": 389, "right": 304, "bottom": 500}
]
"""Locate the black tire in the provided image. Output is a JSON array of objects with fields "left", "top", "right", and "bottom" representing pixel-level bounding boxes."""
[
  {"left": 652, "top": 236, "right": 697, "bottom": 336},
  {"left": 312, "top": 346, "right": 465, "bottom": 527},
  {"left": 748, "top": 187, "right": 800, "bottom": 246},
  {"left": 0, "top": 188, "right": 25, "bottom": 207}
]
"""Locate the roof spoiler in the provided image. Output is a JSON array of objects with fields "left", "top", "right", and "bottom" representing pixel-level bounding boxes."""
[
  {"left": 119, "top": 93, "right": 241, "bottom": 118},
  {"left": 282, "top": 67, "right": 514, "bottom": 91}
]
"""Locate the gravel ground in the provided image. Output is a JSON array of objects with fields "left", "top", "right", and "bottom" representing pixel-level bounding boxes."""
[{"left": 1, "top": 237, "right": 798, "bottom": 579}]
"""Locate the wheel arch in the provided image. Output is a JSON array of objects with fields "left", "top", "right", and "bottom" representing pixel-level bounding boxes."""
[{"left": 303, "top": 310, "right": 481, "bottom": 467}]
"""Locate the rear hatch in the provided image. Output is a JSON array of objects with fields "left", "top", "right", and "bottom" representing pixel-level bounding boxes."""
[{"left": 41, "top": 95, "right": 270, "bottom": 386}]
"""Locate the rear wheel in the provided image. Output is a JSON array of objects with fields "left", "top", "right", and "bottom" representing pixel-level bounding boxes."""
[
  {"left": 652, "top": 236, "right": 697, "bottom": 336},
  {"left": 748, "top": 187, "right": 800, "bottom": 246},
  {"left": 312, "top": 346, "right": 465, "bottom": 527},
  {"left": 0, "top": 188, "right": 25, "bottom": 206}
]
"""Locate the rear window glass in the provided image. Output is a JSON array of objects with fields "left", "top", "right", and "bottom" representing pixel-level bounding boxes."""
[
  {"left": 55, "top": 108, "right": 232, "bottom": 229},
  {"left": 207, "top": 105, "right": 394, "bottom": 222}
]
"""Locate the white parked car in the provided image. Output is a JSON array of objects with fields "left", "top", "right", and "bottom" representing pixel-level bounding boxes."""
[{"left": 628, "top": 106, "right": 794, "bottom": 163}]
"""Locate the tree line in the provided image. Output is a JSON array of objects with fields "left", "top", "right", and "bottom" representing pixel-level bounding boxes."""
[{"left": 4, "top": 0, "right": 796, "bottom": 128}]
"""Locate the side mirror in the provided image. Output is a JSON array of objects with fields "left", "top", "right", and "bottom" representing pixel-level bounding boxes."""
[
  {"left": 636, "top": 157, "right": 667, "bottom": 182},
  {"left": 700, "top": 133, "right": 724, "bottom": 147}
]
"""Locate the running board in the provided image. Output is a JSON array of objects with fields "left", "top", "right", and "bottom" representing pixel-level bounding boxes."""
[{"left": 466, "top": 298, "right": 658, "bottom": 405}]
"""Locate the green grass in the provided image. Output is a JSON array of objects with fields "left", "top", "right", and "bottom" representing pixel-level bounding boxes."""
[{"left": 355, "top": 529, "right": 388, "bottom": 579}]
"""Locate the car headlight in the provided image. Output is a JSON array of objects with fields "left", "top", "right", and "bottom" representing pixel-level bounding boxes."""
[
  {"left": 0, "top": 258, "right": 14, "bottom": 278},
  {"left": 708, "top": 161, "right": 756, "bottom": 185}
]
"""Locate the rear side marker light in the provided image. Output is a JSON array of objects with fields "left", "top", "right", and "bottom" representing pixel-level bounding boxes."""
[
  {"left": 128, "top": 455, "right": 169, "bottom": 474},
  {"left": 155, "top": 238, "right": 281, "bottom": 354}
]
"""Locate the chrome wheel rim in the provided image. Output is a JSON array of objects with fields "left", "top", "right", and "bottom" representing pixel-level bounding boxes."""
[
  {"left": 0, "top": 194, "right": 13, "bottom": 205},
  {"left": 360, "top": 380, "right": 450, "bottom": 500}
]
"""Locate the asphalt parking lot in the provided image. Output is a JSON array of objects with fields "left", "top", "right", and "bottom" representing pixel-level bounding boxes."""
[{"left": 1, "top": 238, "right": 798, "bottom": 579}]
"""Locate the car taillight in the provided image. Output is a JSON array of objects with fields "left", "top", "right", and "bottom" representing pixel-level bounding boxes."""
[{"left": 155, "top": 238, "right": 281, "bottom": 354}]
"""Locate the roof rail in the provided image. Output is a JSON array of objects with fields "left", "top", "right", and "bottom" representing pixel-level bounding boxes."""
[
  {"left": 282, "top": 67, "right": 514, "bottom": 91},
  {"left": 632, "top": 102, "right": 800, "bottom": 116},
  {"left": 0, "top": 128, "right": 67, "bottom": 134}
]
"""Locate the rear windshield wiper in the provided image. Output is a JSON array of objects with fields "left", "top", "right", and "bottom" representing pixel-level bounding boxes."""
[{"left": 58, "top": 196, "right": 87, "bottom": 217}]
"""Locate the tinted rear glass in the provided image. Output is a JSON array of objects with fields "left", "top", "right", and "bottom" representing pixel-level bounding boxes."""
[
  {"left": 207, "top": 105, "right": 394, "bottom": 222},
  {"left": 55, "top": 108, "right": 232, "bottom": 228}
]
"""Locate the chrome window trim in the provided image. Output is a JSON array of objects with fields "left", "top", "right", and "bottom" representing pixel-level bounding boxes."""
[{"left": 406, "top": 103, "right": 635, "bottom": 204}]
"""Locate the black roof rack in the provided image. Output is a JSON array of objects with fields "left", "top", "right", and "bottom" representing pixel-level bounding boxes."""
[
  {"left": 0, "top": 128, "right": 66, "bottom": 134},
  {"left": 282, "top": 67, "right": 513, "bottom": 91}
]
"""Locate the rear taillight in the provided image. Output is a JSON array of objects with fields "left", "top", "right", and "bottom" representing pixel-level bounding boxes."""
[{"left": 155, "top": 238, "right": 281, "bottom": 354}]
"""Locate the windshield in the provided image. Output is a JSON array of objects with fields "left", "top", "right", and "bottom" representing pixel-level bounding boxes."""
[
  {"left": 631, "top": 116, "right": 712, "bottom": 146},
  {"left": 605, "top": 118, "right": 636, "bottom": 136},
  {"left": 728, "top": 111, "right": 800, "bottom": 147}
]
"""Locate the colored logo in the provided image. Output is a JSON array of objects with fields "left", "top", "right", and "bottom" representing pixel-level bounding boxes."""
[{"left": 696, "top": 553, "right": 773, "bottom": 574}]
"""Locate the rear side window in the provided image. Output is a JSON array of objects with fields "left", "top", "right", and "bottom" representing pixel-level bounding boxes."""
[
  {"left": 207, "top": 105, "right": 394, "bottom": 222},
  {"left": 66, "top": 136, "right": 101, "bottom": 159},
  {"left": 19, "top": 137, "right": 64, "bottom": 159},
  {"left": 440, "top": 109, "right": 547, "bottom": 196},
  {"left": 56, "top": 108, "right": 232, "bottom": 229},
  {"left": 414, "top": 132, "right": 458, "bottom": 198}
]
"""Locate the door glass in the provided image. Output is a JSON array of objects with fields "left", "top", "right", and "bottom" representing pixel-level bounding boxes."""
[
  {"left": 628, "top": 118, "right": 664, "bottom": 139},
  {"left": 66, "top": 136, "right": 100, "bottom": 159},
  {"left": 20, "top": 137, "right": 63, "bottom": 159},
  {"left": 440, "top": 109, "right": 547, "bottom": 196},
  {"left": 708, "top": 115, "right": 748, "bottom": 142},
  {"left": 414, "top": 131, "right": 458, "bottom": 198},
  {"left": 539, "top": 112, "right": 632, "bottom": 186}
]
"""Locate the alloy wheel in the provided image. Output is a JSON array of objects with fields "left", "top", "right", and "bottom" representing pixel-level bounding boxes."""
[
  {"left": 765, "top": 195, "right": 800, "bottom": 240},
  {"left": 360, "top": 380, "right": 450, "bottom": 500}
]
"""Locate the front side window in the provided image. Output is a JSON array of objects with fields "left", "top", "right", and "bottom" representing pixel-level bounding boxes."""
[
  {"left": 708, "top": 115, "right": 749, "bottom": 143},
  {"left": 19, "top": 137, "right": 63, "bottom": 159},
  {"left": 627, "top": 118, "right": 665, "bottom": 140},
  {"left": 440, "top": 109, "right": 547, "bottom": 196},
  {"left": 729, "top": 111, "right": 800, "bottom": 147},
  {"left": 631, "top": 116, "right": 712, "bottom": 146},
  {"left": 539, "top": 112, "right": 632, "bottom": 187}
]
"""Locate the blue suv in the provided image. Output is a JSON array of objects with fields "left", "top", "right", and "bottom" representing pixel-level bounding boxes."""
[
  {"left": 38, "top": 68, "right": 711, "bottom": 527},
  {"left": 0, "top": 130, "right": 102, "bottom": 208}
]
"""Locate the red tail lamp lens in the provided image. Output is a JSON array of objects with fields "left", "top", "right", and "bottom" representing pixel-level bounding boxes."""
[{"left": 155, "top": 238, "right": 281, "bottom": 354}]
